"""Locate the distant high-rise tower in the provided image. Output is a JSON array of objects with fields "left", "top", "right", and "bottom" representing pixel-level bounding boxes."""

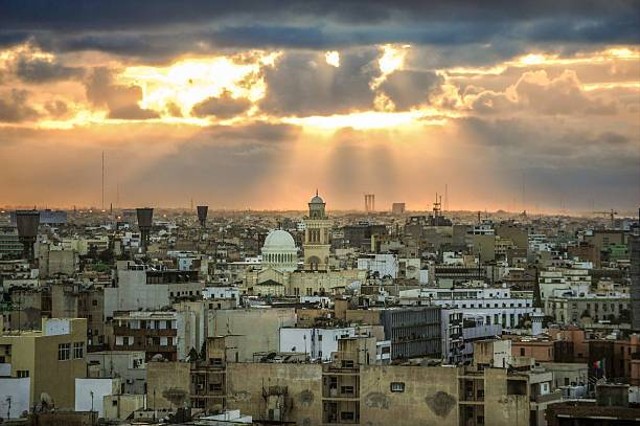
[
  {"left": 303, "top": 191, "right": 332, "bottom": 271},
  {"left": 392, "top": 203, "right": 406, "bottom": 215},
  {"left": 365, "top": 194, "right": 375, "bottom": 213}
]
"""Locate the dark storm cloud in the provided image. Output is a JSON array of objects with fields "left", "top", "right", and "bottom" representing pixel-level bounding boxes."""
[
  {"left": 260, "top": 49, "right": 379, "bottom": 115},
  {"left": 1, "top": 1, "right": 637, "bottom": 32},
  {"left": 85, "top": 68, "right": 159, "bottom": 120},
  {"left": 14, "top": 53, "right": 83, "bottom": 83},
  {"left": 0, "top": 1, "right": 637, "bottom": 60},
  {"left": 379, "top": 70, "right": 443, "bottom": 110},
  {"left": 129, "top": 123, "right": 301, "bottom": 202},
  {"left": 191, "top": 92, "right": 252, "bottom": 119},
  {"left": 0, "top": 89, "right": 39, "bottom": 122},
  {"left": 457, "top": 116, "right": 640, "bottom": 209}
]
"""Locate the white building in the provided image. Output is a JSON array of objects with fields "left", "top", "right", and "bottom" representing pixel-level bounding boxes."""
[
  {"left": 279, "top": 327, "right": 357, "bottom": 361},
  {"left": 75, "top": 378, "right": 120, "bottom": 418},
  {"left": 105, "top": 263, "right": 203, "bottom": 317},
  {"left": 399, "top": 286, "right": 534, "bottom": 329},
  {"left": 0, "top": 377, "right": 29, "bottom": 419},
  {"left": 203, "top": 286, "right": 240, "bottom": 305},
  {"left": 357, "top": 253, "right": 398, "bottom": 279}
]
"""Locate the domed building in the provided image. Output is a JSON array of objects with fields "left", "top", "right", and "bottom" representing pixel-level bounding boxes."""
[{"left": 261, "top": 229, "right": 299, "bottom": 272}]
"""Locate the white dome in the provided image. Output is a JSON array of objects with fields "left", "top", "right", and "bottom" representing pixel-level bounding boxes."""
[
  {"left": 310, "top": 195, "right": 324, "bottom": 204},
  {"left": 263, "top": 229, "right": 296, "bottom": 249}
]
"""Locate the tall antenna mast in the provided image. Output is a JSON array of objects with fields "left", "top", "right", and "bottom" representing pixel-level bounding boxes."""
[
  {"left": 521, "top": 172, "right": 526, "bottom": 214},
  {"left": 101, "top": 151, "right": 105, "bottom": 211},
  {"left": 444, "top": 184, "right": 449, "bottom": 212}
]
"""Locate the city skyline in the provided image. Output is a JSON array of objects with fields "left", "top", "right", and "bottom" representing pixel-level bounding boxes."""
[{"left": 0, "top": 1, "right": 639, "bottom": 211}]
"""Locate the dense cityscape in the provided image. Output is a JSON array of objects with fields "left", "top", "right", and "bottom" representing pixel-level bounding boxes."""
[
  {"left": 1, "top": 1, "right": 639, "bottom": 425},
  {"left": 0, "top": 199, "right": 638, "bottom": 425}
]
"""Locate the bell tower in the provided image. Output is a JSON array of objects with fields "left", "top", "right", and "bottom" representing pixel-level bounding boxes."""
[{"left": 303, "top": 191, "right": 332, "bottom": 271}]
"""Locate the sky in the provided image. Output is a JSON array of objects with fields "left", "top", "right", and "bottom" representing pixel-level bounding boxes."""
[{"left": 0, "top": 1, "right": 639, "bottom": 213}]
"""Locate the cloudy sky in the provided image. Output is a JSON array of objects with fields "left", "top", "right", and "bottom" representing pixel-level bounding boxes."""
[{"left": 0, "top": 1, "right": 638, "bottom": 213}]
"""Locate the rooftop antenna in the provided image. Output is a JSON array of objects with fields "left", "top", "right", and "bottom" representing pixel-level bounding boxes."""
[
  {"left": 444, "top": 184, "right": 449, "bottom": 212},
  {"left": 433, "top": 193, "right": 441, "bottom": 223},
  {"left": 521, "top": 172, "right": 526, "bottom": 214}
]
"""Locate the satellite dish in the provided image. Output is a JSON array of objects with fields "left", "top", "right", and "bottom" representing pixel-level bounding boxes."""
[{"left": 40, "top": 392, "right": 53, "bottom": 405}]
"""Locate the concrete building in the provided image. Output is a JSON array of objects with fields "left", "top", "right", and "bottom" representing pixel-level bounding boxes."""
[
  {"left": 400, "top": 287, "right": 535, "bottom": 329},
  {"left": 51, "top": 283, "right": 105, "bottom": 350},
  {"left": 207, "top": 308, "right": 297, "bottom": 362},
  {"left": 279, "top": 327, "right": 357, "bottom": 361},
  {"left": 112, "top": 310, "right": 198, "bottom": 361},
  {"left": 545, "top": 290, "right": 630, "bottom": 325},
  {"left": 0, "top": 227, "right": 23, "bottom": 258},
  {"left": 546, "top": 383, "right": 639, "bottom": 426},
  {"left": 87, "top": 350, "right": 147, "bottom": 394},
  {"left": 0, "top": 376, "right": 29, "bottom": 420},
  {"left": 105, "top": 263, "right": 204, "bottom": 317},
  {"left": 380, "top": 307, "right": 441, "bottom": 359},
  {"left": 75, "top": 377, "right": 121, "bottom": 418},
  {"left": 630, "top": 234, "right": 640, "bottom": 330},
  {"left": 391, "top": 203, "right": 406, "bottom": 215},
  {"left": 341, "top": 223, "right": 388, "bottom": 251},
  {"left": 146, "top": 360, "right": 191, "bottom": 411},
  {"left": 38, "top": 243, "right": 78, "bottom": 278},
  {"left": 357, "top": 253, "right": 398, "bottom": 279},
  {"left": 0, "top": 318, "right": 87, "bottom": 409}
]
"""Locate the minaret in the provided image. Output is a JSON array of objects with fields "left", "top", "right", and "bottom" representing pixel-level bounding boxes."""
[{"left": 303, "top": 191, "right": 332, "bottom": 271}]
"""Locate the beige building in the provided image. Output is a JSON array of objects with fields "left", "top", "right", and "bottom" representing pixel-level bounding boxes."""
[
  {"left": 207, "top": 308, "right": 297, "bottom": 362},
  {"left": 0, "top": 318, "right": 87, "bottom": 409},
  {"left": 245, "top": 268, "right": 366, "bottom": 297},
  {"left": 141, "top": 334, "right": 561, "bottom": 426}
]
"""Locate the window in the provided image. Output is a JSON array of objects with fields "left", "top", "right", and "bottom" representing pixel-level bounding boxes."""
[
  {"left": 341, "top": 385, "right": 354, "bottom": 394},
  {"left": 73, "top": 342, "right": 84, "bottom": 359},
  {"left": 92, "top": 299, "right": 98, "bottom": 306},
  {"left": 341, "top": 360, "right": 354, "bottom": 368},
  {"left": 58, "top": 343, "right": 70, "bottom": 361},
  {"left": 520, "top": 348, "right": 525, "bottom": 356},
  {"left": 341, "top": 412, "right": 355, "bottom": 421},
  {"left": 17, "top": 370, "right": 29, "bottom": 378},
  {"left": 390, "top": 382, "right": 405, "bottom": 392}
]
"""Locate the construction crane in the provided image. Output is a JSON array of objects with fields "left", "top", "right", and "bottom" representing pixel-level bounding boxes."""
[{"left": 592, "top": 209, "right": 618, "bottom": 228}]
